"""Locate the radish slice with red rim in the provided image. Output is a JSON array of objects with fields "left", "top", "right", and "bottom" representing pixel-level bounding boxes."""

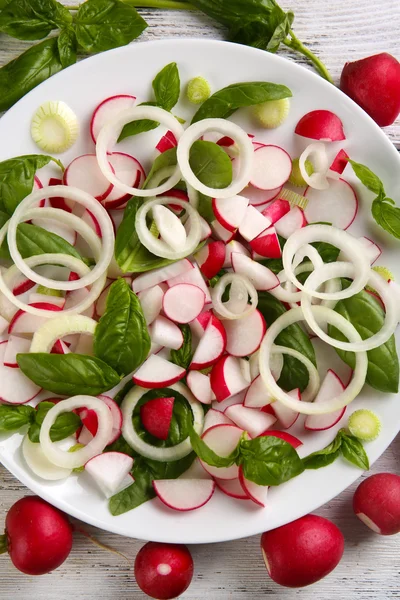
[
  {"left": 199, "top": 424, "right": 245, "bottom": 480},
  {"left": 295, "top": 110, "right": 346, "bottom": 142},
  {"left": 241, "top": 184, "right": 281, "bottom": 207},
  {"left": 215, "top": 476, "right": 250, "bottom": 500},
  {"left": 90, "top": 94, "right": 136, "bottom": 143},
  {"left": 102, "top": 152, "right": 145, "bottom": 208},
  {"left": 64, "top": 154, "right": 114, "bottom": 201},
  {"left": 163, "top": 283, "right": 205, "bottom": 324},
  {"left": 0, "top": 341, "right": 41, "bottom": 404},
  {"left": 304, "top": 178, "right": 358, "bottom": 230},
  {"left": 153, "top": 478, "right": 215, "bottom": 511},
  {"left": 250, "top": 145, "right": 292, "bottom": 191}
]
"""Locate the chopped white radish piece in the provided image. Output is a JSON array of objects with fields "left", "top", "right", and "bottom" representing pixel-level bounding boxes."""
[
  {"left": 211, "top": 355, "right": 251, "bottom": 402},
  {"left": 195, "top": 241, "right": 225, "bottom": 279},
  {"left": 224, "top": 309, "right": 266, "bottom": 357},
  {"left": 77, "top": 425, "right": 93, "bottom": 445},
  {"left": 187, "top": 371, "right": 214, "bottom": 404},
  {"left": 0, "top": 315, "right": 9, "bottom": 335},
  {"left": 250, "top": 146, "right": 292, "bottom": 190},
  {"left": 85, "top": 452, "right": 134, "bottom": 499},
  {"left": 241, "top": 184, "right": 281, "bottom": 207},
  {"left": 190, "top": 315, "right": 226, "bottom": 370},
  {"left": 250, "top": 226, "right": 281, "bottom": 258},
  {"left": 261, "top": 198, "right": 291, "bottom": 224},
  {"left": 244, "top": 375, "right": 273, "bottom": 408},
  {"left": 103, "top": 152, "right": 144, "bottom": 208},
  {"left": 167, "top": 264, "right": 211, "bottom": 303},
  {"left": 64, "top": 288, "right": 95, "bottom": 318},
  {"left": 22, "top": 435, "right": 72, "bottom": 481},
  {"left": 225, "top": 404, "right": 276, "bottom": 438},
  {"left": 223, "top": 240, "right": 250, "bottom": 268},
  {"left": 231, "top": 253, "right": 279, "bottom": 290},
  {"left": 239, "top": 205, "right": 271, "bottom": 241},
  {"left": 8, "top": 302, "right": 62, "bottom": 335},
  {"left": 275, "top": 206, "right": 307, "bottom": 238},
  {"left": 305, "top": 370, "right": 346, "bottom": 431},
  {"left": 138, "top": 284, "right": 165, "bottom": 325},
  {"left": 268, "top": 388, "right": 301, "bottom": 429},
  {"left": 180, "top": 457, "right": 212, "bottom": 480},
  {"left": 212, "top": 195, "right": 249, "bottom": 231},
  {"left": 163, "top": 284, "right": 205, "bottom": 324},
  {"left": 304, "top": 178, "right": 358, "bottom": 230},
  {"left": 295, "top": 110, "right": 346, "bottom": 142},
  {"left": 200, "top": 424, "right": 244, "bottom": 480},
  {"left": 90, "top": 94, "right": 136, "bottom": 142},
  {"left": 203, "top": 408, "right": 233, "bottom": 431},
  {"left": 212, "top": 390, "right": 246, "bottom": 413},
  {"left": 238, "top": 467, "right": 268, "bottom": 507},
  {"left": 211, "top": 219, "right": 235, "bottom": 243},
  {"left": 27, "top": 293, "right": 65, "bottom": 308},
  {"left": 153, "top": 478, "right": 215, "bottom": 511},
  {"left": 31, "top": 217, "right": 76, "bottom": 246},
  {"left": 64, "top": 154, "right": 113, "bottom": 201},
  {"left": 3, "top": 335, "right": 31, "bottom": 368},
  {"left": 215, "top": 476, "right": 249, "bottom": 499},
  {"left": 81, "top": 209, "right": 102, "bottom": 237},
  {"left": 0, "top": 342, "right": 41, "bottom": 403},
  {"left": 132, "top": 259, "right": 193, "bottom": 293},
  {"left": 51, "top": 339, "right": 70, "bottom": 354},
  {"left": 114, "top": 473, "right": 135, "bottom": 495},
  {"left": 198, "top": 215, "right": 212, "bottom": 241},
  {"left": 133, "top": 354, "right": 186, "bottom": 388},
  {"left": 150, "top": 316, "right": 183, "bottom": 350},
  {"left": 190, "top": 310, "right": 212, "bottom": 340},
  {"left": 152, "top": 204, "right": 187, "bottom": 251}
]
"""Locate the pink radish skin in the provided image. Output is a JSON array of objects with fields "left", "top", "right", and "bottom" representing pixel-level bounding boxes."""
[
  {"left": 133, "top": 354, "right": 186, "bottom": 388},
  {"left": 238, "top": 205, "right": 271, "bottom": 242},
  {"left": 200, "top": 424, "right": 245, "bottom": 480},
  {"left": 167, "top": 264, "right": 211, "bottom": 303},
  {"left": 190, "top": 309, "right": 212, "bottom": 339},
  {"left": 190, "top": 314, "right": 227, "bottom": 370},
  {"left": 267, "top": 389, "right": 301, "bottom": 429},
  {"left": 211, "top": 219, "right": 236, "bottom": 243},
  {"left": 225, "top": 404, "right": 276, "bottom": 438},
  {"left": 238, "top": 466, "right": 268, "bottom": 507},
  {"left": 132, "top": 259, "right": 193, "bottom": 294},
  {"left": 28, "top": 293, "right": 65, "bottom": 308},
  {"left": 3, "top": 336, "right": 31, "bottom": 368},
  {"left": 64, "top": 154, "right": 114, "bottom": 202},
  {"left": 250, "top": 146, "right": 292, "bottom": 191},
  {"left": 90, "top": 94, "right": 136, "bottom": 142},
  {"left": 195, "top": 241, "right": 226, "bottom": 279},
  {"left": 81, "top": 209, "right": 102, "bottom": 237},
  {"left": 259, "top": 430, "right": 303, "bottom": 449},
  {"left": 250, "top": 226, "right": 281, "bottom": 258},
  {"left": 140, "top": 397, "right": 174, "bottom": 440},
  {"left": 274, "top": 206, "right": 307, "bottom": 238},
  {"left": 8, "top": 302, "right": 62, "bottom": 335},
  {"left": 353, "top": 473, "right": 400, "bottom": 535},
  {"left": 153, "top": 478, "right": 215, "bottom": 511},
  {"left": 156, "top": 130, "right": 178, "bottom": 153},
  {"left": 102, "top": 152, "right": 144, "bottom": 208},
  {"left": 340, "top": 53, "right": 400, "bottom": 127},
  {"left": 304, "top": 178, "right": 358, "bottom": 230},
  {"left": 215, "top": 476, "right": 250, "bottom": 500},
  {"left": 223, "top": 240, "right": 250, "bottom": 268},
  {"left": 85, "top": 452, "right": 134, "bottom": 498},
  {"left": 244, "top": 374, "right": 273, "bottom": 409},
  {"left": 295, "top": 110, "right": 346, "bottom": 141},
  {"left": 198, "top": 216, "right": 212, "bottom": 241},
  {"left": 210, "top": 355, "right": 250, "bottom": 402},
  {"left": 329, "top": 149, "right": 349, "bottom": 175},
  {"left": 262, "top": 198, "right": 291, "bottom": 224},
  {"left": 12, "top": 276, "right": 36, "bottom": 297},
  {"left": 161, "top": 189, "right": 189, "bottom": 213},
  {"left": 212, "top": 195, "right": 249, "bottom": 232},
  {"left": 231, "top": 253, "right": 279, "bottom": 291},
  {"left": 304, "top": 370, "right": 346, "bottom": 431},
  {"left": 0, "top": 342, "right": 41, "bottom": 404},
  {"left": 186, "top": 371, "right": 214, "bottom": 405},
  {"left": 48, "top": 177, "right": 73, "bottom": 212},
  {"left": 134, "top": 542, "right": 193, "bottom": 600},
  {"left": 77, "top": 395, "right": 122, "bottom": 445},
  {"left": 163, "top": 284, "right": 205, "bottom": 324},
  {"left": 224, "top": 309, "right": 266, "bottom": 357},
  {"left": 241, "top": 184, "right": 282, "bottom": 207},
  {"left": 203, "top": 408, "right": 233, "bottom": 431}
]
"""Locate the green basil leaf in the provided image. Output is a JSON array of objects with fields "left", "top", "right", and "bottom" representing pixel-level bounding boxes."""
[
  {"left": 348, "top": 160, "right": 385, "bottom": 196},
  {"left": 0, "top": 0, "right": 72, "bottom": 41},
  {"left": 0, "top": 38, "right": 63, "bottom": 112},
  {"left": 16, "top": 222, "right": 82, "bottom": 259},
  {"left": 371, "top": 198, "right": 400, "bottom": 240},
  {"left": 302, "top": 432, "right": 343, "bottom": 469},
  {"left": 94, "top": 279, "right": 150, "bottom": 376},
  {"left": 75, "top": 0, "right": 147, "bottom": 53},
  {"left": 189, "top": 140, "right": 232, "bottom": 189},
  {"left": 152, "top": 62, "right": 180, "bottom": 111},
  {"left": 196, "top": 192, "right": 214, "bottom": 224},
  {"left": 340, "top": 432, "right": 370, "bottom": 470},
  {"left": 328, "top": 287, "right": 399, "bottom": 393},
  {"left": 240, "top": 435, "right": 304, "bottom": 485},
  {"left": 257, "top": 291, "right": 316, "bottom": 391},
  {"left": 0, "top": 404, "right": 34, "bottom": 432},
  {"left": 170, "top": 325, "right": 193, "bottom": 370},
  {"left": 189, "top": 426, "right": 239, "bottom": 467},
  {"left": 17, "top": 353, "right": 121, "bottom": 396},
  {"left": 57, "top": 27, "right": 77, "bottom": 69},
  {"left": 0, "top": 209, "right": 10, "bottom": 258},
  {"left": 191, "top": 81, "right": 292, "bottom": 123},
  {"left": 28, "top": 400, "right": 81, "bottom": 443}
]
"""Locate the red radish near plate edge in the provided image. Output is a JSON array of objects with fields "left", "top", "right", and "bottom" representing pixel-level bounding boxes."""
[
  {"left": 353, "top": 473, "right": 400, "bottom": 535},
  {"left": 153, "top": 478, "right": 215, "bottom": 511}
]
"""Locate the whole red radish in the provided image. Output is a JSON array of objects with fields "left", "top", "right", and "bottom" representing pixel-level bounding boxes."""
[
  {"left": 134, "top": 542, "right": 193, "bottom": 599},
  {"left": 353, "top": 473, "right": 400, "bottom": 535},
  {"left": 340, "top": 53, "right": 400, "bottom": 126},
  {"left": 260, "top": 514, "right": 344, "bottom": 587},
  {"left": 1, "top": 496, "right": 73, "bottom": 575}
]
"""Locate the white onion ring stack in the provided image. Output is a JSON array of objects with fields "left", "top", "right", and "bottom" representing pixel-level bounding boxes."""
[{"left": 212, "top": 273, "right": 258, "bottom": 320}]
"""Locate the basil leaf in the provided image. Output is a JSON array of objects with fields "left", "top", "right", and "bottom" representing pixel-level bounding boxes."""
[
  {"left": 58, "top": 27, "right": 77, "bottom": 69},
  {"left": 17, "top": 353, "right": 121, "bottom": 396},
  {"left": 302, "top": 433, "right": 343, "bottom": 470},
  {"left": 28, "top": 401, "right": 81, "bottom": 443},
  {"left": 189, "top": 426, "right": 239, "bottom": 467},
  {"left": 152, "top": 62, "right": 180, "bottom": 111},
  {"left": 191, "top": 81, "right": 292, "bottom": 123},
  {"left": 311, "top": 239, "right": 340, "bottom": 264},
  {"left": 328, "top": 287, "right": 399, "bottom": 393},
  {"left": 94, "top": 279, "right": 150, "bottom": 376},
  {"left": 17, "top": 222, "right": 82, "bottom": 260},
  {"left": 0, "top": 0, "right": 72, "bottom": 41},
  {"left": 348, "top": 160, "right": 384, "bottom": 196},
  {"left": 340, "top": 432, "right": 370, "bottom": 470},
  {"left": 0, "top": 404, "right": 34, "bottom": 432},
  {"left": 75, "top": 0, "right": 147, "bottom": 53},
  {"left": 257, "top": 291, "right": 316, "bottom": 391},
  {"left": 0, "top": 38, "right": 63, "bottom": 112},
  {"left": 197, "top": 192, "right": 214, "bottom": 224},
  {"left": 240, "top": 435, "right": 304, "bottom": 485},
  {"left": 371, "top": 199, "right": 400, "bottom": 240},
  {"left": 170, "top": 325, "right": 193, "bottom": 370},
  {"left": 189, "top": 140, "right": 232, "bottom": 189},
  {"left": 0, "top": 209, "right": 10, "bottom": 259}
]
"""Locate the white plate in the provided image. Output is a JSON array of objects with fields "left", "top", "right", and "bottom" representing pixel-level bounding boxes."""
[{"left": 0, "top": 39, "right": 399, "bottom": 544}]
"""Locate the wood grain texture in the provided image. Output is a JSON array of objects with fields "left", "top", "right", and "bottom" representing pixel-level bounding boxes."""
[{"left": 0, "top": 1, "right": 399, "bottom": 597}]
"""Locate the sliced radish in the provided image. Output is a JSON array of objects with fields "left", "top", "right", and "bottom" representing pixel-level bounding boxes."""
[
  {"left": 268, "top": 388, "right": 301, "bottom": 429},
  {"left": 223, "top": 240, "right": 250, "bottom": 269},
  {"left": 81, "top": 209, "right": 102, "bottom": 237},
  {"left": 161, "top": 188, "right": 189, "bottom": 212},
  {"left": 304, "top": 178, "right": 358, "bottom": 230},
  {"left": 8, "top": 302, "right": 62, "bottom": 335},
  {"left": 103, "top": 153, "right": 144, "bottom": 208},
  {"left": 12, "top": 275, "right": 36, "bottom": 297},
  {"left": 3, "top": 335, "right": 31, "bottom": 368},
  {"left": 140, "top": 396, "right": 174, "bottom": 440},
  {"left": 238, "top": 466, "right": 268, "bottom": 507},
  {"left": 261, "top": 198, "right": 291, "bottom": 224},
  {"left": 329, "top": 149, "right": 349, "bottom": 175},
  {"left": 51, "top": 339, "right": 70, "bottom": 355},
  {"left": 78, "top": 395, "right": 122, "bottom": 445},
  {"left": 180, "top": 457, "right": 213, "bottom": 480},
  {"left": 238, "top": 205, "right": 271, "bottom": 242},
  {"left": 153, "top": 478, "right": 215, "bottom": 511},
  {"left": 211, "top": 219, "right": 236, "bottom": 243},
  {"left": 304, "top": 370, "right": 346, "bottom": 431},
  {"left": 259, "top": 429, "right": 303, "bottom": 448},
  {"left": 244, "top": 374, "right": 273, "bottom": 408},
  {"left": 190, "top": 314, "right": 226, "bottom": 370},
  {"left": 203, "top": 408, "right": 233, "bottom": 431},
  {"left": 274, "top": 206, "right": 307, "bottom": 238},
  {"left": 212, "top": 195, "right": 249, "bottom": 232},
  {"left": 200, "top": 424, "right": 244, "bottom": 480},
  {"left": 241, "top": 184, "right": 281, "bottom": 207},
  {"left": 27, "top": 293, "right": 65, "bottom": 308},
  {"left": 249, "top": 226, "right": 281, "bottom": 258},
  {"left": 210, "top": 355, "right": 250, "bottom": 402},
  {"left": 133, "top": 354, "right": 186, "bottom": 388},
  {"left": 85, "top": 452, "right": 134, "bottom": 499},
  {"left": 195, "top": 241, "right": 226, "bottom": 279},
  {"left": 64, "top": 288, "right": 95, "bottom": 318},
  {"left": 163, "top": 284, "right": 205, "bottom": 324},
  {"left": 225, "top": 404, "right": 276, "bottom": 437},
  {"left": 31, "top": 217, "right": 76, "bottom": 246},
  {"left": 90, "top": 94, "right": 136, "bottom": 143},
  {"left": 190, "top": 310, "right": 212, "bottom": 340},
  {"left": 0, "top": 341, "right": 41, "bottom": 404},
  {"left": 132, "top": 259, "right": 193, "bottom": 294},
  {"left": 137, "top": 284, "right": 165, "bottom": 325},
  {"left": 224, "top": 309, "right": 266, "bottom": 357},
  {"left": 64, "top": 154, "right": 113, "bottom": 202},
  {"left": 186, "top": 371, "right": 214, "bottom": 405},
  {"left": 213, "top": 390, "right": 246, "bottom": 413},
  {"left": 0, "top": 315, "right": 9, "bottom": 335},
  {"left": 250, "top": 146, "right": 292, "bottom": 190},
  {"left": 199, "top": 216, "right": 212, "bottom": 241},
  {"left": 167, "top": 264, "right": 211, "bottom": 303},
  {"left": 215, "top": 476, "right": 249, "bottom": 500},
  {"left": 295, "top": 110, "right": 346, "bottom": 142},
  {"left": 33, "top": 175, "right": 42, "bottom": 190},
  {"left": 77, "top": 425, "right": 93, "bottom": 445},
  {"left": 231, "top": 253, "right": 279, "bottom": 291},
  {"left": 357, "top": 237, "right": 382, "bottom": 265},
  {"left": 150, "top": 316, "right": 183, "bottom": 350},
  {"left": 156, "top": 130, "right": 178, "bottom": 153},
  {"left": 48, "top": 177, "right": 73, "bottom": 212}
]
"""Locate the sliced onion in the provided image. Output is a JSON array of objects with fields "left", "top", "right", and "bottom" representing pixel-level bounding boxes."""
[
  {"left": 223, "top": 277, "right": 249, "bottom": 315},
  {"left": 6, "top": 185, "right": 114, "bottom": 291},
  {"left": 176, "top": 118, "right": 254, "bottom": 198},
  {"left": 40, "top": 396, "right": 113, "bottom": 468},
  {"left": 271, "top": 344, "right": 320, "bottom": 402},
  {"left": 270, "top": 243, "right": 324, "bottom": 304},
  {"left": 299, "top": 142, "right": 330, "bottom": 190},
  {"left": 282, "top": 224, "right": 371, "bottom": 300},
  {"left": 301, "top": 261, "right": 399, "bottom": 351},
  {"left": 96, "top": 106, "right": 184, "bottom": 197},
  {"left": 136, "top": 197, "right": 201, "bottom": 259},
  {"left": 186, "top": 181, "right": 199, "bottom": 208},
  {"left": 30, "top": 314, "right": 97, "bottom": 352},
  {"left": 259, "top": 305, "right": 368, "bottom": 414},
  {"left": 121, "top": 382, "right": 204, "bottom": 461},
  {"left": 212, "top": 273, "right": 258, "bottom": 319},
  {"left": 145, "top": 165, "right": 175, "bottom": 190}
]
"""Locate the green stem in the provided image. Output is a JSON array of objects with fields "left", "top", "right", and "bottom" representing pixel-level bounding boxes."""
[
  {"left": 67, "top": 0, "right": 195, "bottom": 9},
  {"left": 0, "top": 534, "right": 8, "bottom": 555},
  {"left": 283, "top": 30, "right": 334, "bottom": 84}
]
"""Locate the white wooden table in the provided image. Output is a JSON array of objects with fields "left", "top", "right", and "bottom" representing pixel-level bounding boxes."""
[{"left": 1, "top": 1, "right": 399, "bottom": 597}]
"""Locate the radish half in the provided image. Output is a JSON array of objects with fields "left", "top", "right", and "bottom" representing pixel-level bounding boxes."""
[
  {"left": 163, "top": 283, "right": 205, "bottom": 324},
  {"left": 250, "top": 226, "right": 281, "bottom": 258},
  {"left": 85, "top": 451, "right": 134, "bottom": 498},
  {"left": 241, "top": 184, "right": 282, "bottom": 207},
  {"left": 238, "top": 205, "right": 272, "bottom": 241},
  {"left": 153, "top": 478, "right": 215, "bottom": 511},
  {"left": 244, "top": 374, "right": 273, "bottom": 408},
  {"left": 90, "top": 94, "right": 136, "bottom": 143},
  {"left": 225, "top": 404, "right": 277, "bottom": 438},
  {"left": 210, "top": 355, "right": 251, "bottom": 402},
  {"left": 190, "top": 314, "right": 226, "bottom": 370},
  {"left": 250, "top": 146, "right": 292, "bottom": 191},
  {"left": 224, "top": 309, "right": 266, "bottom": 357},
  {"left": 64, "top": 154, "right": 114, "bottom": 201},
  {"left": 186, "top": 370, "right": 214, "bottom": 404},
  {"left": 0, "top": 341, "right": 41, "bottom": 404},
  {"left": 304, "top": 370, "right": 346, "bottom": 431},
  {"left": 211, "top": 219, "right": 236, "bottom": 243},
  {"left": 133, "top": 354, "right": 186, "bottom": 388},
  {"left": 231, "top": 253, "right": 279, "bottom": 291},
  {"left": 295, "top": 110, "right": 346, "bottom": 141},
  {"left": 167, "top": 264, "right": 211, "bottom": 303},
  {"left": 238, "top": 466, "right": 268, "bottom": 507},
  {"left": 3, "top": 335, "right": 31, "bottom": 368},
  {"left": 200, "top": 424, "right": 244, "bottom": 480},
  {"left": 150, "top": 315, "right": 184, "bottom": 350},
  {"left": 304, "top": 178, "right": 358, "bottom": 230},
  {"left": 203, "top": 408, "right": 233, "bottom": 431},
  {"left": 137, "top": 283, "right": 165, "bottom": 325},
  {"left": 267, "top": 388, "right": 301, "bottom": 429},
  {"left": 195, "top": 241, "right": 226, "bottom": 280},
  {"left": 212, "top": 195, "right": 249, "bottom": 231},
  {"left": 262, "top": 198, "right": 291, "bottom": 224},
  {"left": 215, "top": 477, "right": 250, "bottom": 500},
  {"left": 274, "top": 206, "right": 307, "bottom": 238},
  {"left": 132, "top": 259, "right": 193, "bottom": 294}
]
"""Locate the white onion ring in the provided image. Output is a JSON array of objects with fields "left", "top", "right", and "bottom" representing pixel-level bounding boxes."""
[
  {"left": 121, "top": 382, "right": 204, "bottom": 461},
  {"left": 212, "top": 273, "right": 258, "bottom": 319},
  {"left": 96, "top": 106, "right": 184, "bottom": 197},
  {"left": 282, "top": 224, "right": 370, "bottom": 300},
  {"left": 270, "top": 244, "right": 324, "bottom": 304},
  {"left": 271, "top": 344, "right": 320, "bottom": 403},
  {"left": 223, "top": 277, "right": 249, "bottom": 315},
  {"left": 40, "top": 396, "right": 113, "bottom": 468},
  {"left": 30, "top": 314, "right": 97, "bottom": 353},
  {"left": 259, "top": 306, "right": 368, "bottom": 414},
  {"left": 136, "top": 197, "right": 201, "bottom": 259},
  {"left": 6, "top": 185, "right": 114, "bottom": 291},
  {"left": 301, "top": 261, "right": 399, "bottom": 351},
  {"left": 299, "top": 142, "right": 330, "bottom": 190},
  {"left": 176, "top": 118, "right": 254, "bottom": 198}
]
